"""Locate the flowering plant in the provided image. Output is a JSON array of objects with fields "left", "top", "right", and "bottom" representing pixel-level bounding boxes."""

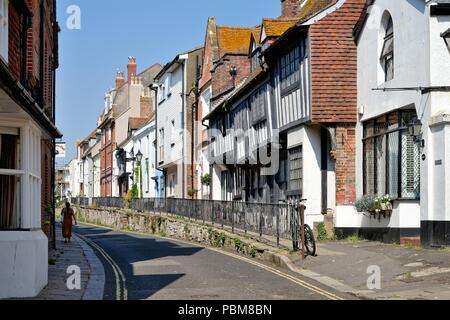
[{"left": 355, "top": 195, "right": 393, "bottom": 213}]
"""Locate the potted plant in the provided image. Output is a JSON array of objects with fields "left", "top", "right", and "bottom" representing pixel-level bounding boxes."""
[
  {"left": 355, "top": 195, "right": 393, "bottom": 220},
  {"left": 201, "top": 174, "right": 211, "bottom": 187}
]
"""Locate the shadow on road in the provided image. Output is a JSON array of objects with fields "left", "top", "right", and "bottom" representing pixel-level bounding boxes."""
[{"left": 74, "top": 224, "right": 203, "bottom": 300}]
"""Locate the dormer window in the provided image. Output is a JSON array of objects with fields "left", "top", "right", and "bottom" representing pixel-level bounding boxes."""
[{"left": 380, "top": 14, "right": 394, "bottom": 82}]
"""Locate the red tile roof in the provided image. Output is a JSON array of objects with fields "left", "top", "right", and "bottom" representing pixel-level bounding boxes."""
[{"left": 128, "top": 117, "right": 149, "bottom": 131}]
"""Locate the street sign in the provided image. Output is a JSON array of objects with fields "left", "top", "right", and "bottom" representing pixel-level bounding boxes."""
[{"left": 56, "top": 142, "right": 66, "bottom": 158}]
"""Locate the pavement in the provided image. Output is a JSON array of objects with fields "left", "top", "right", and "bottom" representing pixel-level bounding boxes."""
[
  {"left": 73, "top": 223, "right": 353, "bottom": 300},
  {"left": 31, "top": 223, "right": 105, "bottom": 300},
  {"left": 289, "top": 240, "right": 450, "bottom": 300}
]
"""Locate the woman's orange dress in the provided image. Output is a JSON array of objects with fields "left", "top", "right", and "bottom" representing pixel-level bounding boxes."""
[{"left": 62, "top": 208, "right": 74, "bottom": 238}]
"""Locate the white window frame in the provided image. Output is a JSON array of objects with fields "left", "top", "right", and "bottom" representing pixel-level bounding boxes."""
[
  {"left": 0, "top": 120, "right": 42, "bottom": 230},
  {"left": 0, "top": 0, "right": 8, "bottom": 62}
]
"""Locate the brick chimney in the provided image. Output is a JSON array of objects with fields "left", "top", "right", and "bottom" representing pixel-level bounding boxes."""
[
  {"left": 116, "top": 71, "right": 125, "bottom": 89},
  {"left": 281, "top": 0, "right": 300, "bottom": 18},
  {"left": 127, "top": 56, "right": 137, "bottom": 84}
]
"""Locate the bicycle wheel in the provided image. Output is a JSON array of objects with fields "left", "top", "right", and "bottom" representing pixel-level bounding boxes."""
[{"left": 304, "top": 224, "right": 316, "bottom": 256}]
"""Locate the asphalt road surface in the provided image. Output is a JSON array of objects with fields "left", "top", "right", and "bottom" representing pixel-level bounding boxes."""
[{"left": 74, "top": 224, "right": 352, "bottom": 300}]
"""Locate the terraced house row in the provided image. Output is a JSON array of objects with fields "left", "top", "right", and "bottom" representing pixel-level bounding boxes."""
[{"left": 68, "top": 0, "right": 450, "bottom": 255}]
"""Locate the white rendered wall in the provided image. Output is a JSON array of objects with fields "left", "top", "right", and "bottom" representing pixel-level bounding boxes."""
[
  {"left": 287, "top": 125, "right": 324, "bottom": 227},
  {"left": 353, "top": 0, "right": 429, "bottom": 230},
  {"left": 0, "top": 231, "right": 48, "bottom": 299}
]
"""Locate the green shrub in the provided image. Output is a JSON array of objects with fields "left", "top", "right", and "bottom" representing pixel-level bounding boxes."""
[{"left": 316, "top": 223, "right": 328, "bottom": 241}]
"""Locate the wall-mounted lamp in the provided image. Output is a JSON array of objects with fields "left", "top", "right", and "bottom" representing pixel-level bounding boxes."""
[
  {"left": 408, "top": 117, "right": 425, "bottom": 148},
  {"left": 135, "top": 150, "right": 143, "bottom": 165}
]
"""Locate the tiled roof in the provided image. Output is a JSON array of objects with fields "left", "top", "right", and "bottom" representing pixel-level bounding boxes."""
[
  {"left": 297, "top": 0, "right": 338, "bottom": 22},
  {"left": 216, "top": 26, "right": 260, "bottom": 55},
  {"left": 128, "top": 117, "right": 149, "bottom": 131},
  {"left": 262, "top": 18, "right": 298, "bottom": 38}
]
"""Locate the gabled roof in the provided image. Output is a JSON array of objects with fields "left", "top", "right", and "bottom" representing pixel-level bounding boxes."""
[
  {"left": 297, "top": 0, "right": 338, "bottom": 22},
  {"left": 262, "top": 0, "right": 339, "bottom": 57},
  {"left": 261, "top": 18, "right": 299, "bottom": 38},
  {"left": 216, "top": 26, "right": 260, "bottom": 56}
]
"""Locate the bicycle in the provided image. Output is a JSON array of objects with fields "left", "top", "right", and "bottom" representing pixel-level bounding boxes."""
[{"left": 290, "top": 199, "right": 317, "bottom": 257}]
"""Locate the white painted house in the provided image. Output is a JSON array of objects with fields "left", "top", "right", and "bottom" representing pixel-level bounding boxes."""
[
  {"left": 341, "top": 0, "right": 450, "bottom": 246},
  {"left": 155, "top": 47, "right": 204, "bottom": 199},
  {"left": 116, "top": 120, "right": 161, "bottom": 198}
]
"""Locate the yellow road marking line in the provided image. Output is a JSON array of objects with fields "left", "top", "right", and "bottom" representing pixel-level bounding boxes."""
[
  {"left": 207, "top": 247, "right": 343, "bottom": 301},
  {"left": 76, "top": 233, "right": 128, "bottom": 300},
  {"left": 77, "top": 222, "right": 343, "bottom": 300}
]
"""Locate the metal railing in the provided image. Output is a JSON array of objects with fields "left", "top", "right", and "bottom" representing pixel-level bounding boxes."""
[
  {"left": 138, "top": 199, "right": 295, "bottom": 244},
  {"left": 72, "top": 196, "right": 301, "bottom": 248},
  {"left": 92, "top": 197, "right": 124, "bottom": 208}
]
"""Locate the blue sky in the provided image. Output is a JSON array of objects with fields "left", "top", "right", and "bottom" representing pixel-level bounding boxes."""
[{"left": 56, "top": 0, "right": 280, "bottom": 164}]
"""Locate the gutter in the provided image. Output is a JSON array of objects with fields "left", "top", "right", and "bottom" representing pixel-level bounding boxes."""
[{"left": 0, "top": 60, "right": 62, "bottom": 138}]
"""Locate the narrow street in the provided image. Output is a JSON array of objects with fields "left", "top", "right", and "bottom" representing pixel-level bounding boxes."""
[{"left": 73, "top": 224, "right": 351, "bottom": 301}]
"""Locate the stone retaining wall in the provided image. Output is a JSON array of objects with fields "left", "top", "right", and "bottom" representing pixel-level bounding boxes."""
[{"left": 74, "top": 206, "right": 289, "bottom": 263}]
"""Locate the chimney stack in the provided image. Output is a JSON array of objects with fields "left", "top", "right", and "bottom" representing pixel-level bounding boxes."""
[
  {"left": 281, "top": 0, "right": 300, "bottom": 18},
  {"left": 127, "top": 56, "right": 137, "bottom": 84},
  {"left": 116, "top": 71, "right": 125, "bottom": 89}
]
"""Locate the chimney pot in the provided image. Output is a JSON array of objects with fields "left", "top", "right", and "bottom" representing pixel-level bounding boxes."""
[
  {"left": 116, "top": 71, "right": 125, "bottom": 89},
  {"left": 128, "top": 56, "right": 137, "bottom": 84}
]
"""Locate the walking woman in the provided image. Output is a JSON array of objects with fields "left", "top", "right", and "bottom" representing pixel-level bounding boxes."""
[{"left": 61, "top": 202, "right": 77, "bottom": 243}]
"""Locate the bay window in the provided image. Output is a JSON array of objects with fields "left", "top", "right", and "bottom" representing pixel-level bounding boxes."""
[
  {"left": 0, "top": 124, "right": 41, "bottom": 230},
  {"left": 363, "top": 110, "right": 420, "bottom": 199}
]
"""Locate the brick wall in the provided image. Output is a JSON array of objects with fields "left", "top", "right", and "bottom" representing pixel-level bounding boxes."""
[
  {"left": 334, "top": 124, "right": 356, "bottom": 205},
  {"left": 100, "top": 120, "right": 115, "bottom": 197},
  {"left": 280, "top": 0, "right": 300, "bottom": 18},
  {"left": 211, "top": 55, "right": 250, "bottom": 100},
  {"left": 8, "top": 3, "right": 22, "bottom": 80},
  {"left": 309, "top": 0, "right": 366, "bottom": 123}
]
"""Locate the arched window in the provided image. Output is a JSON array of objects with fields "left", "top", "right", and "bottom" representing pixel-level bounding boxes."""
[{"left": 380, "top": 14, "right": 394, "bottom": 82}]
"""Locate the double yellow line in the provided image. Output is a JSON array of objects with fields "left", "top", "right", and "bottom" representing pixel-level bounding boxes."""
[{"left": 76, "top": 233, "right": 128, "bottom": 300}]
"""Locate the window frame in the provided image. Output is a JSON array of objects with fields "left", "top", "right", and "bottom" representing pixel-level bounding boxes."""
[
  {"left": 362, "top": 110, "right": 421, "bottom": 200},
  {"left": 279, "top": 45, "right": 301, "bottom": 97},
  {"left": 380, "top": 15, "right": 394, "bottom": 82},
  {"left": 287, "top": 145, "right": 303, "bottom": 196},
  {"left": 0, "top": 121, "right": 41, "bottom": 231}
]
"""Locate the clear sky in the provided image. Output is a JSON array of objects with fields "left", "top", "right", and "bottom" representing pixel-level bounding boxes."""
[{"left": 55, "top": 0, "right": 281, "bottom": 165}]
